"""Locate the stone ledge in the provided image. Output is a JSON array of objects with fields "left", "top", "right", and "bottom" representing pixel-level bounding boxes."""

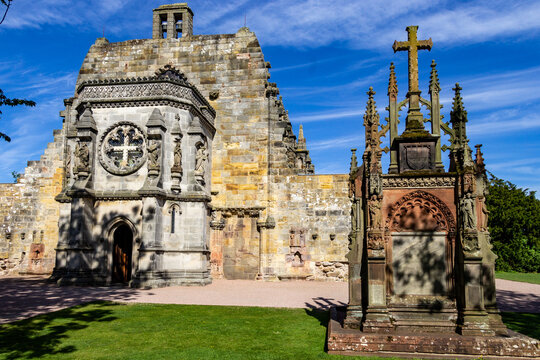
[{"left": 328, "top": 307, "right": 540, "bottom": 359}]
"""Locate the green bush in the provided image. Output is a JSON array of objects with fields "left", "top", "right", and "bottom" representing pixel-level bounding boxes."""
[{"left": 486, "top": 174, "right": 540, "bottom": 273}]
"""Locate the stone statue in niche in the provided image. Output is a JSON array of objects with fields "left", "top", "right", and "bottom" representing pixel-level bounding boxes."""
[
  {"left": 65, "top": 145, "right": 72, "bottom": 180},
  {"left": 173, "top": 139, "right": 182, "bottom": 171},
  {"left": 480, "top": 194, "right": 489, "bottom": 232},
  {"left": 461, "top": 193, "right": 476, "bottom": 230},
  {"left": 147, "top": 140, "right": 160, "bottom": 170},
  {"left": 194, "top": 141, "right": 208, "bottom": 177},
  {"left": 74, "top": 141, "right": 89, "bottom": 172},
  {"left": 369, "top": 173, "right": 382, "bottom": 196},
  {"left": 368, "top": 196, "right": 382, "bottom": 229},
  {"left": 463, "top": 173, "right": 475, "bottom": 194}
]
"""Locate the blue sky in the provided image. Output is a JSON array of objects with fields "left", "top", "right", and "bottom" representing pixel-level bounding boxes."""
[{"left": 0, "top": 0, "right": 539, "bottom": 194}]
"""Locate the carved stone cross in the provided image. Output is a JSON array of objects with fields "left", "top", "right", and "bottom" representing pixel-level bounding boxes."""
[
  {"left": 109, "top": 130, "right": 140, "bottom": 167},
  {"left": 393, "top": 25, "right": 432, "bottom": 94},
  {"left": 393, "top": 26, "right": 432, "bottom": 132}
]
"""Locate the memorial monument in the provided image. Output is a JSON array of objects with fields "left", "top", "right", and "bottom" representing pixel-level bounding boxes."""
[{"left": 328, "top": 26, "right": 540, "bottom": 359}]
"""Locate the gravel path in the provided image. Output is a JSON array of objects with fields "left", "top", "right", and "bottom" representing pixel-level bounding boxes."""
[{"left": 0, "top": 276, "right": 538, "bottom": 324}]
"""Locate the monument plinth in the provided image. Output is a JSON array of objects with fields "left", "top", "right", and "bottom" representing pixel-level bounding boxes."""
[{"left": 331, "top": 26, "right": 540, "bottom": 359}]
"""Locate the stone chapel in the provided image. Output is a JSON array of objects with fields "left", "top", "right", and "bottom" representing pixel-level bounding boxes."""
[{"left": 0, "top": 3, "right": 351, "bottom": 286}]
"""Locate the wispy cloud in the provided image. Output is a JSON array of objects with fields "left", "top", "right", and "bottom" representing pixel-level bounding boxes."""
[
  {"left": 271, "top": 56, "right": 345, "bottom": 73},
  {"left": 204, "top": 0, "right": 540, "bottom": 50},
  {"left": 291, "top": 109, "right": 365, "bottom": 123},
  {"left": 309, "top": 133, "right": 364, "bottom": 151},
  {"left": 439, "top": 66, "right": 540, "bottom": 112}
]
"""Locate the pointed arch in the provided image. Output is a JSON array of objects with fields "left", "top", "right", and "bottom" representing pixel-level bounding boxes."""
[{"left": 386, "top": 190, "right": 455, "bottom": 232}]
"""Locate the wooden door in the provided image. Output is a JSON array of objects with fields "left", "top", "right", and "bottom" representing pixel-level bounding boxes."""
[{"left": 112, "top": 224, "right": 132, "bottom": 283}]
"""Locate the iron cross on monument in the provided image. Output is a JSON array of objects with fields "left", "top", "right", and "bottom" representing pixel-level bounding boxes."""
[{"left": 393, "top": 25, "right": 432, "bottom": 133}]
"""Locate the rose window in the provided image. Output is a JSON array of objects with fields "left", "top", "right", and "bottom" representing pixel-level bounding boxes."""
[{"left": 99, "top": 123, "right": 146, "bottom": 175}]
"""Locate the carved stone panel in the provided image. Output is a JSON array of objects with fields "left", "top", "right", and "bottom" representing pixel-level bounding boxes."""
[
  {"left": 392, "top": 232, "right": 447, "bottom": 296},
  {"left": 398, "top": 140, "right": 436, "bottom": 172}
]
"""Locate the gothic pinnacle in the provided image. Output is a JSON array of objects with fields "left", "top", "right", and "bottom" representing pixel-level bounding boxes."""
[
  {"left": 451, "top": 83, "right": 467, "bottom": 118},
  {"left": 350, "top": 148, "right": 358, "bottom": 175},
  {"left": 388, "top": 62, "right": 398, "bottom": 99},
  {"left": 297, "top": 124, "right": 306, "bottom": 150},
  {"left": 365, "top": 87, "right": 377, "bottom": 117},
  {"left": 429, "top": 60, "right": 441, "bottom": 93}
]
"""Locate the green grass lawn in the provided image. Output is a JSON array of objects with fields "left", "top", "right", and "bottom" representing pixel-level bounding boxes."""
[
  {"left": 0, "top": 302, "right": 537, "bottom": 360},
  {"left": 495, "top": 271, "right": 540, "bottom": 284}
]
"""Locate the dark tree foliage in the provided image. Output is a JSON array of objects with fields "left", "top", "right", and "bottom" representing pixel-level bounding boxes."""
[
  {"left": 1, "top": 0, "right": 35, "bottom": 142},
  {"left": 0, "top": 89, "right": 36, "bottom": 142},
  {"left": 486, "top": 173, "right": 540, "bottom": 273}
]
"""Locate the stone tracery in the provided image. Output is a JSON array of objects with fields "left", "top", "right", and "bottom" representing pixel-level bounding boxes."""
[
  {"left": 387, "top": 190, "right": 455, "bottom": 232},
  {"left": 99, "top": 122, "right": 147, "bottom": 175}
]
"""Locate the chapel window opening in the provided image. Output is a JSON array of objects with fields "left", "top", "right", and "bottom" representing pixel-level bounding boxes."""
[
  {"left": 171, "top": 210, "right": 176, "bottom": 234},
  {"left": 160, "top": 15, "right": 167, "bottom": 39},
  {"left": 175, "top": 14, "right": 183, "bottom": 39}
]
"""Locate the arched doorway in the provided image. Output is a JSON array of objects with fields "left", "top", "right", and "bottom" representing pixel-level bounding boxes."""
[{"left": 112, "top": 224, "right": 133, "bottom": 283}]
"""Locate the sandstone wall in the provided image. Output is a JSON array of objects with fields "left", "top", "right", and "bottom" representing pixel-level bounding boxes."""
[{"left": 0, "top": 129, "right": 64, "bottom": 275}]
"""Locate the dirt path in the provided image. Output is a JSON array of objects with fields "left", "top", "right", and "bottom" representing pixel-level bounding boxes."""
[{"left": 0, "top": 276, "right": 538, "bottom": 324}]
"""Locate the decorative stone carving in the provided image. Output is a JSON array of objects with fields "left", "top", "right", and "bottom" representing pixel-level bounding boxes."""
[
  {"left": 479, "top": 195, "right": 489, "bottom": 232},
  {"left": 99, "top": 122, "right": 146, "bottom": 175},
  {"left": 368, "top": 173, "right": 382, "bottom": 196},
  {"left": 368, "top": 196, "right": 382, "bottom": 230},
  {"left": 402, "top": 143, "right": 433, "bottom": 171},
  {"left": 65, "top": 145, "right": 72, "bottom": 181},
  {"left": 173, "top": 138, "right": 182, "bottom": 172},
  {"left": 287, "top": 228, "right": 307, "bottom": 267},
  {"left": 383, "top": 176, "right": 455, "bottom": 188},
  {"left": 460, "top": 193, "right": 476, "bottom": 230},
  {"left": 463, "top": 232, "right": 480, "bottom": 253},
  {"left": 194, "top": 140, "right": 208, "bottom": 183},
  {"left": 367, "top": 234, "right": 384, "bottom": 250},
  {"left": 463, "top": 173, "right": 475, "bottom": 194},
  {"left": 147, "top": 140, "right": 161, "bottom": 171},
  {"left": 74, "top": 141, "right": 90, "bottom": 173},
  {"left": 387, "top": 190, "right": 455, "bottom": 232}
]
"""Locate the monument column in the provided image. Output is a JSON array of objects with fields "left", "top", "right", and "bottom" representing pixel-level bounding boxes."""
[{"left": 360, "top": 89, "right": 393, "bottom": 332}]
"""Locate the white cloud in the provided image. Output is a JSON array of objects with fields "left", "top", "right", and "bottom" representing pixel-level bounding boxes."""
[{"left": 309, "top": 133, "right": 364, "bottom": 151}]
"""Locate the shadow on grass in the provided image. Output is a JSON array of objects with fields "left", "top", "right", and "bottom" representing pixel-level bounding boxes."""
[
  {"left": 501, "top": 312, "right": 540, "bottom": 340},
  {"left": 0, "top": 276, "right": 147, "bottom": 324},
  {"left": 0, "top": 301, "right": 118, "bottom": 360}
]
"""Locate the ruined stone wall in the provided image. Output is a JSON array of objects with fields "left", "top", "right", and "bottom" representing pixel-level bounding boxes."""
[
  {"left": 0, "top": 129, "right": 65, "bottom": 275},
  {"left": 270, "top": 174, "right": 351, "bottom": 281}
]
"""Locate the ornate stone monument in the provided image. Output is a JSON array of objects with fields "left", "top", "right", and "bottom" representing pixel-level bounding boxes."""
[
  {"left": 50, "top": 65, "right": 216, "bottom": 288},
  {"left": 328, "top": 26, "right": 540, "bottom": 359}
]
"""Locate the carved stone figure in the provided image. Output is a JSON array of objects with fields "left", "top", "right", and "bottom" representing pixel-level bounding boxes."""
[
  {"left": 65, "top": 145, "right": 72, "bottom": 179},
  {"left": 480, "top": 196, "right": 489, "bottom": 232},
  {"left": 194, "top": 142, "right": 208, "bottom": 176},
  {"left": 461, "top": 193, "right": 476, "bottom": 230},
  {"left": 368, "top": 196, "right": 382, "bottom": 229},
  {"left": 173, "top": 138, "right": 182, "bottom": 171},
  {"left": 147, "top": 141, "right": 160, "bottom": 170},
  {"left": 369, "top": 173, "right": 382, "bottom": 196},
  {"left": 74, "top": 141, "right": 89, "bottom": 172}
]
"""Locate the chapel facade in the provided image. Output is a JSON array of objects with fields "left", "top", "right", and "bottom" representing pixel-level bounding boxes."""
[{"left": 0, "top": 3, "right": 351, "bottom": 284}]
